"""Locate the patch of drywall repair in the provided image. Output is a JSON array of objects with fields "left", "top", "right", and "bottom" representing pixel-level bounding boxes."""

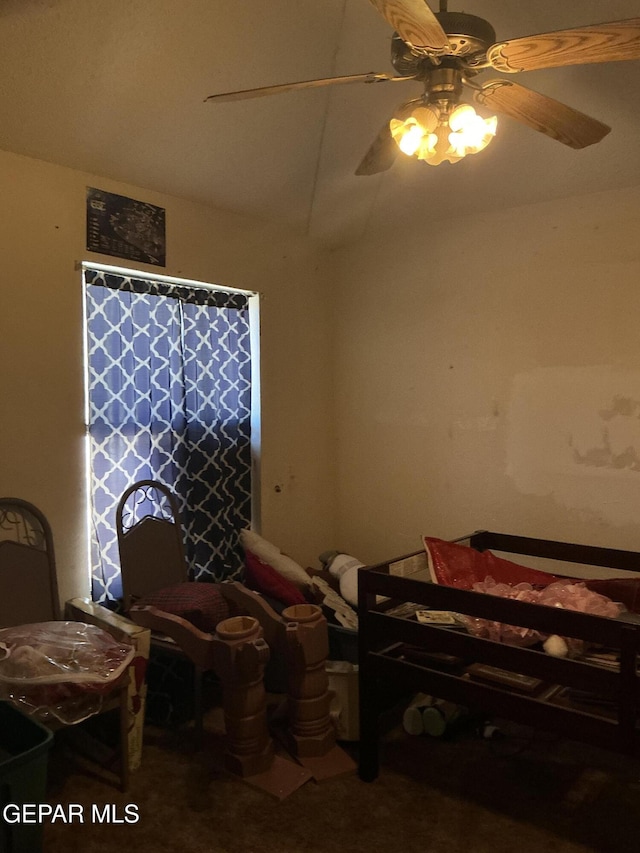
[
  {"left": 506, "top": 367, "right": 640, "bottom": 526},
  {"left": 573, "top": 395, "right": 640, "bottom": 471}
]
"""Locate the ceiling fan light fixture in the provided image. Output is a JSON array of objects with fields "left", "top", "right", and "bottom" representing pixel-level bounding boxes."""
[
  {"left": 390, "top": 101, "right": 497, "bottom": 165},
  {"left": 394, "top": 118, "right": 424, "bottom": 155},
  {"left": 420, "top": 122, "right": 463, "bottom": 165},
  {"left": 448, "top": 103, "right": 476, "bottom": 132},
  {"left": 207, "top": 4, "right": 640, "bottom": 177},
  {"left": 390, "top": 105, "right": 438, "bottom": 155},
  {"left": 448, "top": 105, "right": 497, "bottom": 154}
]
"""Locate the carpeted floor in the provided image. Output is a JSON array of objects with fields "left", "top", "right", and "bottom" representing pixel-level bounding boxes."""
[{"left": 37, "top": 707, "right": 640, "bottom": 853}]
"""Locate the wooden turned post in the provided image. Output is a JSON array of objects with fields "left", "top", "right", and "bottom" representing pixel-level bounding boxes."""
[
  {"left": 212, "top": 615, "right": 274, "bottom": 777},
  {"left": 280, "top": 603, "right": 335, "bottom": 757}
]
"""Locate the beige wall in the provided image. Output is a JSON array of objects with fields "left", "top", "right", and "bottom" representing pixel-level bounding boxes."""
[
  {"left": 330, "top": 185, "right": 640, "bottom": 565},
  {"left": 4, "top": 144, "right": 640, "bottom": 604},
  {"left": 0, "top": 149, "right": 335, "bottom": 605}
]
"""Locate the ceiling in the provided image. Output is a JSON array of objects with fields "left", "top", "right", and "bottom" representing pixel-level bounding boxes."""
[{"left": 2, "top": 0, "right": 640, "bottom": 247}]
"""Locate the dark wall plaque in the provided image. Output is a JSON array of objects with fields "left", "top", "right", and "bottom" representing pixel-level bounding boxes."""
[{"left": 86, "top": 187, "right": 166, "bottom": 267}]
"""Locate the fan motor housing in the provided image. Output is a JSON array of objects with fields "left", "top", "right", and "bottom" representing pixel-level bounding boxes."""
[
  {"left": 391, "top": 11, "right": 496, "bottom": 75},
  {"left": 391, "top": 34, "right": 423, "bottom": 75},
  {"left": 435, "top": 11, "right": 496, "bottom": 57}
]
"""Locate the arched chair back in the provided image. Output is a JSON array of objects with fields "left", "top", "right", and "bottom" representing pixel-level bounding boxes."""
[
  {"left": 0, "top": 498, "right": 60, "bottom": 626},
  {"left": 116, "top": 480, "right": 188, "bottom": 611},
  {"left": 116, "top": 480, "right": 234, "bottom": 744}
]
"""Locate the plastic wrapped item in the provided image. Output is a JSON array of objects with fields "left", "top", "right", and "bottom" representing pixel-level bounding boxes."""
[
  {"left": 462, "top": 578, "right": 623, "bottom": 651},
  {"left": 423, "top": 536, "right": 640, "bottom": 613},
  {"left": 0, "top": 621, "right": 134, "bottom": 724}
]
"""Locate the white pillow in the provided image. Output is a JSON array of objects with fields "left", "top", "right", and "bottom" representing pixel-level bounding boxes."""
[
  {"left": 268, "top": 551, "right": 313, "bottom": 592},
  {"left": 327, "top": 554, "right": 364, "bottom": 580},
  {"left": 325, "top": 554, "right": 364, "bottom": 607},
  {"left": 339, "top": 567, "right": 360, "bottom": 607},
  {"left": 240, "top": 528, "right": 280, "bottom": 561},
  {"left": 240, "top": 528, "right": 311, "bottom": 592}
]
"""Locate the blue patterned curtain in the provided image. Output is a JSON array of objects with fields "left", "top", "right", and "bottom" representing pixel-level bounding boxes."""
[{"left": 84, "top": 268, "right": 253, "bottom": 602}]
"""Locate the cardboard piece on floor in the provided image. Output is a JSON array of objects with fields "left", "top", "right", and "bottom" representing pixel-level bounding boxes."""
[
  {"left": 291, "top": 744, "right": 357, "bottom": 783},
  {"left": 205, "top": 726, "right": 313, "bottom": 799},
  {"left": 240, "top": 753, "right": 313, "bottom": 800},
  {"left": 271, "top": 723, "right": 357, "bottom": 782}
]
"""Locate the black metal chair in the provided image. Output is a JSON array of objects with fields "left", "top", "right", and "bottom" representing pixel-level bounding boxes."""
[{"left": 0, "top": 497, "right": 131, "bottom": 791}]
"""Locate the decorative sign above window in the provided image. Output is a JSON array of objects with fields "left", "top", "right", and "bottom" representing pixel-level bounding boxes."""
[{"left": 86, "top": 187, "right": 166, "bottom": 267}]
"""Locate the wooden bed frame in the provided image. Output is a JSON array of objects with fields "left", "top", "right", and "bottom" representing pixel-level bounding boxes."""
[{"left": 357, "top": 531, "right": 640, "bottom": 782}]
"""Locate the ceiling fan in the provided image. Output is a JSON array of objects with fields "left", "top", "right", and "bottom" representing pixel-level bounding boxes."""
[{"left": 205, "top": 0, "right": 640, "bottom": 174}]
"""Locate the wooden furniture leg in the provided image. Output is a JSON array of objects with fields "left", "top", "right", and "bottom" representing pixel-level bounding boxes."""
[
  {"left": 280, "top": 603, "right": 335, "bottom": 757},
  {"left": 212, "top": 615, "right": 274, "bottom": 777}
]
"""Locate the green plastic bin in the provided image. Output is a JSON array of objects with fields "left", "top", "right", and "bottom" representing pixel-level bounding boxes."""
[{"left": 0, "top": 701, "right": 53, "bottom": 853}]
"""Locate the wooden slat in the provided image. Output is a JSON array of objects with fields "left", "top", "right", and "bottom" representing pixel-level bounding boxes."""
[
  {"left": 359, "top": 569, "right": 629, "bottom": 646},
  {"left": 487, "top": 19, "right": 640, "bottom": 73},
  {"left": 468, "top": 530, "right": 640, "bottom": 571},
  {"left": 368, "top": 0, "right": 449, "bottom": 52},
  {"left": 205, "top": 73, "right": 411, "bottom": 103},
  {"left": 365, "top": 611, "right": 620, "bottom": 696},
  {"left": 475, "top": 80, "right": 610, "bottom": 150},
  {"left": 366, "top": 652, "right": 634, "bottom": 754}
]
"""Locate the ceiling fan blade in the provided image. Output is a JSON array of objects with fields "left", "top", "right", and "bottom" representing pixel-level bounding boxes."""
[
  {"left": 368, "top": 0, "right": 450, "bottom": 53},
  {"left": 355, "top": 125, "right": 399, "bottom": 176},
  {"left": 487, "top": 18, "right": 640, "bottom": 72},
  {"left": 205, "top": 72, "right": 415, "bottom": 103},
  {"left": 355, "top": 99, "right": 421, "bottom": 176},
  {"left": 475, "top": 80, "right": 611, "bottom": 149}
]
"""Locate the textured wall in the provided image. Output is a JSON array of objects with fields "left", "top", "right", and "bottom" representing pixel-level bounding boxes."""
[
  {"left": 330, "top": 185, "right": 640, "bottom": 564},
  {"left": 0, "top": 149, "right": 335, "bottom": 604}
]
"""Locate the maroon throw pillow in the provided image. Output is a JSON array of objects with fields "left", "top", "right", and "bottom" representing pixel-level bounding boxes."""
[
  {"left": 134, "top": 582, "right": 231, "bottom": 633},
  {"left": 243, "top": 550, "right": 307, "bottom": 606}
]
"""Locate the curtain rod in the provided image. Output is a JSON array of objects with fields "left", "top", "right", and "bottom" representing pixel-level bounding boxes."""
[{"left": 76, "top": 260, "right": 257, "bottom": 297}]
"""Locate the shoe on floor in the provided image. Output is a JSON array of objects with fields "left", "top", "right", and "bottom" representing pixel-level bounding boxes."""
[{"left": 402, "top": 705, "right": 425, "bottom": 736}]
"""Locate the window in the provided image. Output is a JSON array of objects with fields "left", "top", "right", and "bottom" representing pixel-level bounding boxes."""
[{"left": 83, "top": 264, "right": 259, "bottom": 603}]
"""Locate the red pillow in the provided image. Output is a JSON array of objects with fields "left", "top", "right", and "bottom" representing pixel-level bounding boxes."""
[
  {"left": 134, "top": 582, "right": 231, "bottom": 633},
  {"left": 243, "top": 550, "right": 307, "bottom": 606}
]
